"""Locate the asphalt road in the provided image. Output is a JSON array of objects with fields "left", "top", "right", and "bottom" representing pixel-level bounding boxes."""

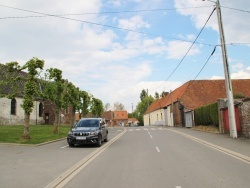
[{"left": 1, "top": 126, "right": 250, "bottom": 188}]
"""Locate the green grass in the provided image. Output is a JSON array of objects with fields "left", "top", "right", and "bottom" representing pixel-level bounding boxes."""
[{"left": 0, "top": 125, "right": 71, "bottom": 145}]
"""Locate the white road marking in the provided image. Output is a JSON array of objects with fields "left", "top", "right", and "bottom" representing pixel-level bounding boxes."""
[
  {"left": 156, "top": 147, "right": 160, "bottom": 152},
  {"left": 150, "top": 135, "right": 153, "bottom": 139},
  {"left": 176, "top": 186, "right": 181, "bottom": 188},
  {"left": 136, "top": 129, "right": 140, "bottom": 131},
  {"left": 61, "top": 145, "right": 69, "bottom": 149},
  {"left": 117, "top": 130, "right": 122, "bottom": 131},
  {"left": 129, "top": 129, "right": 133, "bottom": 131},
  {"left": 46, "top": 129, "right": 127, "bottom": 188}
]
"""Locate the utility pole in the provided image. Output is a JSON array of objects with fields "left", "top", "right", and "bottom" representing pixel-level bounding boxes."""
[
  {"left": 215, "top": 0, "right": 237, "bottom": 138},
  {"left": 132, "top": 103, "right": 133, "bottom": 118},
  {"left": 170, "top": 90, "right": 175, "bottom": 127}
]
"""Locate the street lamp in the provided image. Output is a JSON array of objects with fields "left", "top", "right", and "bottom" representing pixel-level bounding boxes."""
[{"left": 202, "top": 0, "right": 237, "bottom": 138}]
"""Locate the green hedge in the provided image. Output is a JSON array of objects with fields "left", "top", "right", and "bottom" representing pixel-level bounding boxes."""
[{"left": 194, "top": 103, "right": 219, "bottom": 127}]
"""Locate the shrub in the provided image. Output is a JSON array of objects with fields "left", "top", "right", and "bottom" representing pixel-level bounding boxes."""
[{"left": 194, "top": 102, "right": 219, "bottom": 127}]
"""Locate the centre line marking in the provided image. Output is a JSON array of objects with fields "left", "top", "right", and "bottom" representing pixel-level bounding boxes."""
[{"left": 156, "top": 147, "right": 160, "bottom": 152}]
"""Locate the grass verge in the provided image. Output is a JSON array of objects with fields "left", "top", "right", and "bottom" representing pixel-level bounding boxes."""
[{"left": 0, "top": 125, "right": 71, "bottom": 145}]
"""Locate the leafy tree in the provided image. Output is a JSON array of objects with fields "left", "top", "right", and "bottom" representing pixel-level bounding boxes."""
[
  {"left": 79, "top": 90, "right": 90, "bottom": 118},
  {"left": 2, "top": 58, "right": 44, "bottom": 139},
  {"left": 134, "top": 95, "right": 154, "bottom": 126},
  {"left": 64, "top": 82, "right": 80, "bottom": 127},
  {"left": 113, "top": 101, "right": 125, "bottom": 111},
  {"left": 140, "top": 89, "right": 148, "bottom": 101},
  {"left": 154, "top": 92, "right": 159, "bottom": 99},
  {"left": 90, "top": 98, "right": 104, "bottom": 117},
  {"left": 45, "top": 68, "right": 64, "bottom": 134}
]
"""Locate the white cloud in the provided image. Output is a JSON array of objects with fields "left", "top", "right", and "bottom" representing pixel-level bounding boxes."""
[
  {"left": 118, "top": 15, "right": 150, "bottom": 30},
  {"left": 231, "top": 66, "right": 250, "bottom": 79},
  {"left": 174, "top": 0, "right": 250, "bottom": 44},
  {"left": 166, "top": 40, "right": 200, "bottom": 59}
]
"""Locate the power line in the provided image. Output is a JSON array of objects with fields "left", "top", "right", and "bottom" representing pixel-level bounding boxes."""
[
  {"left": 193, "top": 45, "right": 217, "bottom": 80},
  {"left": 221, "top": 6, "right": 250, "bottom": 14},
  {"left": 0, "top": 5, "right": 214, "bottom": 17},
  {"left": 149, "top": 7, "right": 216, "bottom": 92},
  {"left": 0, "top": 4, "right": 214, "bottom": 46}
]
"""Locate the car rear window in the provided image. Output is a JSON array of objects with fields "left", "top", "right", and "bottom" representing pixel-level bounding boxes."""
[{"left": 76, "top": 119, "right": 99, "bottom": 127}]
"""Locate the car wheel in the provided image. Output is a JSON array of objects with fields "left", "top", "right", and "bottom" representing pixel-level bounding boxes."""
[
  {"left": 104, "top": 133, "right": 108, "bottom": 142},
  {"left": 68, "top": 143, "right": 74, "bottom": 147},
  {"left": 97, "top": 135, "right": 102, "bottom": 147}
]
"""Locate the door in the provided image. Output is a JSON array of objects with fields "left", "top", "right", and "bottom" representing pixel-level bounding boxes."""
[
  {"left": 185, "top": 112, "right": 193, "bottom": 128},
  {"left": 45, "top": 113, "right": 50, "bottom": 124}
]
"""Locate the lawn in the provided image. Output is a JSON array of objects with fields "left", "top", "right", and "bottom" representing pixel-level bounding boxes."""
[{"left": 0, "top": 125, "right": 71, "bottom": 145}]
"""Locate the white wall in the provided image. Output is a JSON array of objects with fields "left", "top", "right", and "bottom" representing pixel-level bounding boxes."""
[
  {"left": 0, "top": 97, "right": 44, "bottom": 125},
  {"left": 143, "top": 108, "right": 167, "bottom": 126}
]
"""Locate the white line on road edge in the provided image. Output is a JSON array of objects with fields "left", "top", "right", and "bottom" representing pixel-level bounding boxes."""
[
  {"left": 45, "top": 128, "right": 127, "bottom": 188},
  {"left": 156, "top": 147, "right": 160, "bottom": 152},
  {"left": 60, "top": 145, "right": 68, "bottom": 149},
  {"left": 168, "top": 129, "right": 250, "bottom": 164}
]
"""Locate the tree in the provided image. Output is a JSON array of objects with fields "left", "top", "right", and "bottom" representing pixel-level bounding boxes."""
[
  {"left": 45, "top": 68, "right": 64, "bottom": 134},
  {"left": 104, "top": 103, "right": 111, "bottom": 111},
  {"left": 140, "top": 89, "right": 148, "bottom": 101},
  {"left": 2, "top": 58, "right": 44, "bottom": 139},
  {"left": 113, "top": 102, "right": 125, "bottom": 111},
  {"left": 90, "top": 98, "right": 104, "bottom": 117},
  {"left": 79, "top": 90, "right": 90, "bottom": 118},
  {"left": 134, "top": 95, "right": 154, "bottom": 126},
  {"left": 64, "top": 82, "right": 80, "bottom": 127},
  {"left": 154, "top": 92, "right": 159, "bottom": 99},
  {"left": 161, "top": 91, "right": 167, "bottom": 97}
]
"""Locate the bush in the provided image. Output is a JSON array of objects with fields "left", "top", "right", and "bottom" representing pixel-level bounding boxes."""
[{"left": 194, "top": 103, "right": 219, "bottom": 127}]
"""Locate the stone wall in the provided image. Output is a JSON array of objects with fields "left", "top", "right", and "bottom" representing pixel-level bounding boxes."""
[{"left": 239, "top": 100, "right": 250, "bottom": 138}]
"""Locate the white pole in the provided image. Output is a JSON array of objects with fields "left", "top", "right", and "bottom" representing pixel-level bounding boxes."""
[{"left": 215, "top": 0, "right": 237, "bottom": 138}]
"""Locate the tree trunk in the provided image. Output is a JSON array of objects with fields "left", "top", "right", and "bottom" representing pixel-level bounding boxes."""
[
  {"left": 53, "top": 108, "right": 60, "bottom": 134},
  {"left": 71, "top": 108, "right": 76, "bottom": 127},
  {"left": 22, "top": 113, "right": 31, "bottom": 139}
]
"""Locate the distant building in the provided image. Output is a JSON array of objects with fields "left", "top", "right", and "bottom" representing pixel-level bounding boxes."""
[{"left": 102, "top": 110, "right": 128, "bottom": 126}]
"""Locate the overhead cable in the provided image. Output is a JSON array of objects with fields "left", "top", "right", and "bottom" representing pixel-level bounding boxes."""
[
  {"left": 149, "top": 7, "right": 216, "bottom": 92},
  {"left": 193, "top": 45, "right": 217, "bottom": 80},
  {"left": 0, "top": 4, "right": 214, "bottom": 46}
]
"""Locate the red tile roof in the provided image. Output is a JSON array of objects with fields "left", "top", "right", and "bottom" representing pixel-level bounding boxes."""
[{"left": 145, "top": 79, "right": 250, "bottom": 114}]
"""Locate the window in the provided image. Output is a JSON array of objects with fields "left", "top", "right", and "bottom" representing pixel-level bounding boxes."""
[
  {"left": 10, "top": 98, "right": 16, "bottom": 115},
  {"left": 39, "top": 102, "right": 43, "bottom": 117}
]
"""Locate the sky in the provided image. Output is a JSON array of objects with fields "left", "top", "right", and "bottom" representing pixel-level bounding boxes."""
[{"left": 1, "top": 0, "right": 250, "bottom": 113}]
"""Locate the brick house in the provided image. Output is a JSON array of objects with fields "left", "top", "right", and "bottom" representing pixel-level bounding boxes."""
[
  {"left": 143, "top": 79, "right": 250, "bottom": 131},
  {"left": 102, "top": 110, "right": 128, "bottom": 126}
]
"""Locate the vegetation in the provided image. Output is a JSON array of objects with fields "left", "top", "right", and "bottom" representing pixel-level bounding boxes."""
[
  {"left": 0, "top": 125, "right": 69, "bottom": 144},
  {"left": 1, "top": 58, "right": 44, "bottom": 139},
  {"left": 133, "top": 89, "right": 154, "bottom": 126},
  {"left": 90, "top": 98, "right": 104, "bottom": 117},
  {"left": 0, "top": 57, "right": 104, "bottom": 140},
  {"left": 194, "top": 103, "right": 219, "bottom": 127}
]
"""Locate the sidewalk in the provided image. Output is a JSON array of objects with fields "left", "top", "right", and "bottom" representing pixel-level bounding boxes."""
[{"left": 165, "top": 126, "right": 250, "bottom": 159}]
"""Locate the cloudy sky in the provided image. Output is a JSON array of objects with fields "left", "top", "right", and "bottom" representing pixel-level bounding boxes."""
[{"left": 1, "top": 0, "right": 250, "bottom": 112}]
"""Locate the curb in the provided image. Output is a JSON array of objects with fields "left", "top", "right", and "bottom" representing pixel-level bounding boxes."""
[{"left": 0, "top": 137, "right": 67, "bottom": 147}]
